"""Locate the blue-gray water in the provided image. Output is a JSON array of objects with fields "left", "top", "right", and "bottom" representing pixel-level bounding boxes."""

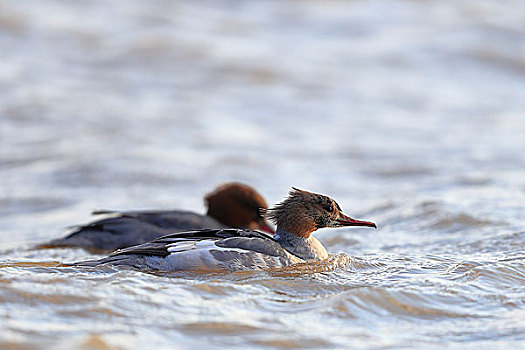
[{"left": 1, "top": 1, "right": 524, "bottom": 349}]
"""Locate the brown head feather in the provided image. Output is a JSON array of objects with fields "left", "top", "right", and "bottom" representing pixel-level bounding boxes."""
[
  {"left": 205, "top": 182, "right": 273, "bottom": 232},
  {"left": 267, "top": 188, "right": 342, "bottom": 237}
]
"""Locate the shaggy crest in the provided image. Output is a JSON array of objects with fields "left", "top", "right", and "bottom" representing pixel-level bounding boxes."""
[{"left": 266, "top": 187, "right": 342, "bottom": 237}]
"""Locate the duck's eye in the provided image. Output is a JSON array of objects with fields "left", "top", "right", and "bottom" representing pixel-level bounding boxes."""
[{"left": 324, "top": 203, "right": 333, "bottom": 212}]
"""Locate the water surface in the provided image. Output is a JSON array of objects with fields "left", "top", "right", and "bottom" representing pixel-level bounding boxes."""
[{"left": 1, "top": 1, "right": 524, "bottom": 349}]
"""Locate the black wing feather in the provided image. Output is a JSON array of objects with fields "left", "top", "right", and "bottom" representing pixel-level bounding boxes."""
[{"left": 107, "top": 229, "right": 274, "bottom": 258}]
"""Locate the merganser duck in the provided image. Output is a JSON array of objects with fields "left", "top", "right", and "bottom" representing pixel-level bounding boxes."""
[
  {"left": 75, "top": 188, "right": 376, "bottom": 271},
  {"left": 41, "top": 183, "right": 273, "bottom": 252}
]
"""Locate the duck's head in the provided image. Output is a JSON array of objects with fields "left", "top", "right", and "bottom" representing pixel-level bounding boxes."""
[
  {"left": 266, "top": 187, "right": 376, "bottom": 237},
  {"left": 205, "top": 182, "right": 274, "bottom": 233}
]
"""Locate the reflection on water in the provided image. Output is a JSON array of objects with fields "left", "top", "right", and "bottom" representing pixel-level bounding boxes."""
[{"left": 1, "top": 0, "right": 525, "bottom": 349}]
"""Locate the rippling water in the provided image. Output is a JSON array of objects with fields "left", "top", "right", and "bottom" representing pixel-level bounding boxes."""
[{"left": 1, "top": 0, "right": 525, "bottom": 349}]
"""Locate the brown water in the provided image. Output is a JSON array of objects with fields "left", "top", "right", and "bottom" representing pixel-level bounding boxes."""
[{"left": 1, "top": 0, "right": 525, "bottom": 349}]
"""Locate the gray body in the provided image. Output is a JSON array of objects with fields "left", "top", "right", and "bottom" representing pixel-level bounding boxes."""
[
  {"left": 75, "top": 228, "right": 327, "bottom": 272},
  {"left": 45, "top": 210, "right": 227, "bottom": 252}
]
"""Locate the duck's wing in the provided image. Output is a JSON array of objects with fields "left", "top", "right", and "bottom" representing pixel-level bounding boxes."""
[
  {"left": 40, "top": 216, "right": 172, "bottom": 252},
  {"left": 108, "top": 228, "right": 277, "bottom": 257},
  {"left": 40, "top": 210, "right": 225, "bottom": 252},
  {"left": 92, "top": 209, "right": 225, "bottom": 230},
  {"left": 75, "top": 229, "right": 300, "bottom": 271}
]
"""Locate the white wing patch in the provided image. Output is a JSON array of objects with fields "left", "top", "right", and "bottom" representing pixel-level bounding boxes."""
[
  {"left": 166, "top": 239, "right": 253, "bottom": 255},
  {"left": 166, "top": 240, "right": 198, "bottom": 253},
  {"left": 144, "top": 238, "right": 299, "bottom": 272}
]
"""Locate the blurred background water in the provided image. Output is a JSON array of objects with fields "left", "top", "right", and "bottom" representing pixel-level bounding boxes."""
[{"left": 1, "top": 0, "right": 524, "bottom": 349}]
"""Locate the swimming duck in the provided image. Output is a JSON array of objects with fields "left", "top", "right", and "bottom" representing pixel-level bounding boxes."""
[
  {"left": 42, "top": 183, "right": 273, "bottom": 252},
  {"left": 75, "top": 188, "right": 376, "bottom": 271}
]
